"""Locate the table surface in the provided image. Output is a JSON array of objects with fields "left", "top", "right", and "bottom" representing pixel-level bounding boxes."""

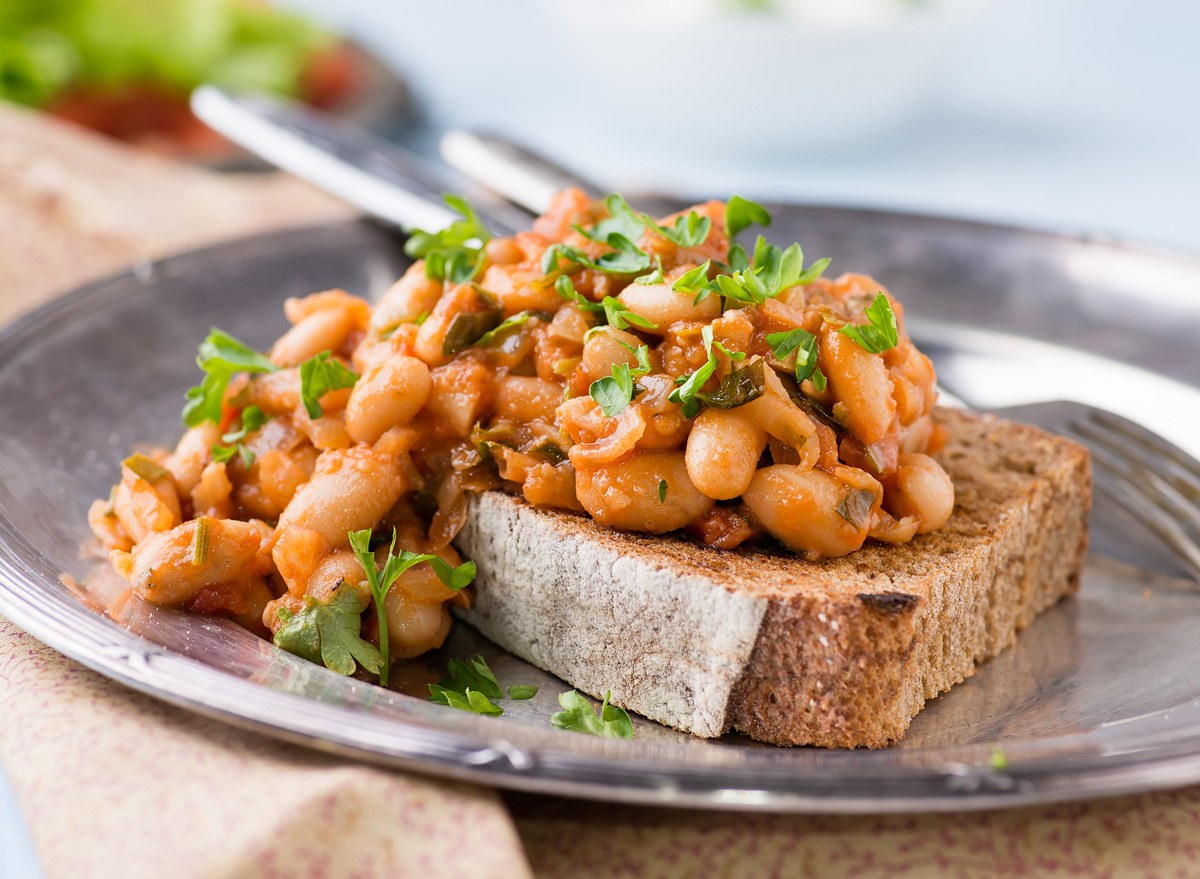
[{"left": 4, "top": 1, "right": 1198, "bottom": 875}]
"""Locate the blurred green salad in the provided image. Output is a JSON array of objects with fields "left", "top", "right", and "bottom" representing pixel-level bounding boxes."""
[{"left": 0, "top": 0, "right": 335, "bottom": 108}]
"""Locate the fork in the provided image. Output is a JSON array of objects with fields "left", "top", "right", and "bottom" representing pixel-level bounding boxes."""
[
  {"left": 940, "top": 392, "right": 1200, "bottom": 585},
  {"left": 1065, "top": 409, "right": 1200, "bottom": 583}
]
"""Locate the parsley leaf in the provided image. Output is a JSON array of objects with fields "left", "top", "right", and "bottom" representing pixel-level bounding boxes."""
[
  {"left": 299, "top": 352, "right": 360, "bottom": 419},
  {"left": 182, "top": 328, "right": 277, "bottom": 427},
  {"left": 766, "top": 328, "right": 828, "bottom": 390},
  {"left": 634, "top": 263, "right": 665, "bottom": 286},
  {"left": 550, "top": 690, "right": 633, "bottom": 738},
  {"left": 440, "top": 655, "right": 503, "bottom": 698},
  {"left": 668, "top": 326, "right": 746, "bottom": 418},
  {"left": 349, "top": 527, "right": 475, "bottom": 687},
  {"left": 589, "top": 346, "right": 651, "bottom": 418},
  {"left": 708, "top": 238, "right": 829, "bottom": 304},
  {"left": 658, "top": 479, "right": 668, "bottom": 503},
  {"left": 725, "top": 195, "right": 772, "bottom": 240},
  {"left": 575, "top": 193, "right": 645, "bottom": 244},
  {"left": 274, "top": 585, "right": 383, "bottom": 677},
  {"left": 602, "top": 297, "right": 657, "bottom": 332},
  {"left": 405, "top": 195, "right": 492, "bottom": 285},
  {"left": 555, "top": 276, "right": 658, "bottom": 334},
  {"left": 428, "top": 654, "right": 539, "bottom": 715},
  {"left": 212, "top": 405, "right": 268, "bottom": 467},
  {"left": 642, "top": 210, "right": 712, "bottom": 249},
  {"left": 542, "top": 233, "right": 653, "bottom": 277},
  {"left": 673, "top": 260, "right": 713, "bottom": 304},
  {"left": 753, "top": 236, "right": 830, "bottom": 295},
  {"left": 836, "top": 292, "right": 899, "bottom": 354}
]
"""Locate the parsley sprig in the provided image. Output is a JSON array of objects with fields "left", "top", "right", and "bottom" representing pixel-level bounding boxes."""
[
  {"left": 669, "top": 325, "right": 747, "bottom": 418},
  {"left": 837, "top": 292, "right": 899, "bottom": 353},
  {"left": 551, "top": 690, "right": 633, "bottom": 738},
  {"left": 404, "top": 194, "right": 492, "bottom": 285},
  {"left": 273, "top": 585, "right": 382, "bottom": 677},
  {"left": 574, "top": 193, "right": 645, "bottom": 244},
  {"left": 724, "top": 195, "right": 771, "bottom": 269},
  {"left": 542, "top": 235, "right": 653, "bottom": 277},
  {"left": 642, "top": 210, "right": 712, "bottom": 249},
  {"left": 429, "top": 654, "right": 539, "bottom": 716},
  {"left": 348, "top": 528, "right": 476, "bottom": 687},
  {"left": 183, "top": 328, "right": 277, "bottom": 427},
  {"left": 708, "top": 237, "right": 830, "bottom": 305},
  {"left": 766, "top": 329, "right": 828, "bottom": 392},
  {"left": 555, "top": 276, "right": 658, "bottom": 333},
  {"left": 212, "top": 405, "right": 268, "bottom": 467},
  {"left": 299, "top": 352, "right": 360, "bottom": 419},
  {"left": 589, "top": 345, "right": 651, "bottom": 417}
]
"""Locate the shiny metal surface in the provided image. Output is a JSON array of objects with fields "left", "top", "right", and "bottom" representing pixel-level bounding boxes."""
[
  {"left": 191, "top": 88, "right": 529, "bottom": 235},
  {"left": 2, "top": 215, "right": 1200, "bottom": 813}
]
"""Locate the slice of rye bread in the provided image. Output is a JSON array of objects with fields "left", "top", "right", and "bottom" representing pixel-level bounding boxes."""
[{"left": 452, "top": 407, "right": 1092, "bottom": 747}]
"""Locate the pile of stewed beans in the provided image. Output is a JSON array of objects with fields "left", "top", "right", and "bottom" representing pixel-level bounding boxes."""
[{"left": 90, "top": 188, "right": 954, "bottom": 661}]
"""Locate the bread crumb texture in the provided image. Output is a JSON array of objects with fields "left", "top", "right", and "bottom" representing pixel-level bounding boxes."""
[{"left": 455, "top": 408, "right": 1091, "bottom": 748}]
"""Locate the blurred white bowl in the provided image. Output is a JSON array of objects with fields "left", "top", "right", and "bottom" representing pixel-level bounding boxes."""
[{"left": 539, "top": 0, "right": 989, "bottom": 154}]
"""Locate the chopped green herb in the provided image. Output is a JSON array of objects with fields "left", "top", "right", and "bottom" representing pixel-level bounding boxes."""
[
  {"left": 191, "top": 518, "right": 210, "bottom": 566},
  {"left": 555, "top": 276, "right": 657, "bottom": 333},
  {"left": 182, "top": 328, "right": 277, "bottom": 427},
  {"left": 122, "top": 453, "right": 170, "bottom": 483},
  {"left": 836, "top": 292, "right": 899, "bottom": 354},
  {"left": 602, "top": 297, "right": 657, "bottom": 332},
  {"left": 349, "top": 527, "right": 476, "bottom": 687},
  {"left": 672, "top": 260, "right": 713, "bottom": 303},
  {"left": 212, "top": 405, "right": 268, "bottom": 467},
  {"left": 668, "top": 326, "right": 746, "bottom": 418},
  {"left": 428, "top": 654, "right": 539, "bottom": 715},
  {"left": 551, "top": 690, "right": 633, "bottom": 738},
  {"left": 274, "top": 585, "right": 383, "bottom": 678},
  {"left": 574, "top": 193, "right": 645, "bottom": 244},
  {"left": 642, "top": 210, "right": 712, "bottom": 249},
  {"left": 634, "top": 262, "right": 665, "bottom": 286},
  {"left": 834, "top": 487, "right": 878, "bottom": 530},
  {"left": 298, "top": 351, "right": 359, "bottom": 419},
  {"left": 766, "top": 327, "right": 828, "bottom": 391},
  {"left": 589, "top": 346, "right": 651, "bottom": 417},
  {"left": 658, "top": 479, "right": 668, "bottom": 503},
  {"left": 405, "top": 195, "right": 492, "bottom": 285},
  {"left": 725, "top": 195, "right": 772, "bottom": 240},
  {"left": 542, "top": 233, "right": 653, "bottom": 277},
  {"left": 440, "top": 655, "right": 503, "bottom": 699}
]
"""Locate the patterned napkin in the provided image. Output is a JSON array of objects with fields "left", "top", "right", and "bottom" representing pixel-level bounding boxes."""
[{"left": 1, "top": 100, "right": 1197, "bottom": 879}]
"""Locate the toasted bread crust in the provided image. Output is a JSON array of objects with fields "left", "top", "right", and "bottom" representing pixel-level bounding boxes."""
[{"left": 454, "top": 408, "right": 1091, "bottom": 747}]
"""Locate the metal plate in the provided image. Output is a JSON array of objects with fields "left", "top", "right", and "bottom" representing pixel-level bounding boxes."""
[{"left": 2, "top": 211, "right": 1200, "bottom": 814}]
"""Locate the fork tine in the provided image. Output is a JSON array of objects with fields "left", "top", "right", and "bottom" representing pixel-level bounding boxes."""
[
  {"left": 1087, "top": 474, "right": 1200, "bottom": 583},
  {"left": 1072, "top": 421, "right": 1200, "bottom": 536},
  {"left": 1087, "top": 410, "right": 1200, "bottom": 503},
  {"left": 1064, "top": 420, "right": 1200, "bottom": 583}
]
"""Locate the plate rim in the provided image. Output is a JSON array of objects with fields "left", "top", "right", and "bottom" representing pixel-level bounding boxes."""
[{"left": 4, "top": 214, "right": 1200, "bottom": 813}]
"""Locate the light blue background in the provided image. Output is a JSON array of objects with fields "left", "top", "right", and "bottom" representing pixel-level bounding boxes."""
[{"left": 3, "top": 1, "right": 1197, "bottom": 874}]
